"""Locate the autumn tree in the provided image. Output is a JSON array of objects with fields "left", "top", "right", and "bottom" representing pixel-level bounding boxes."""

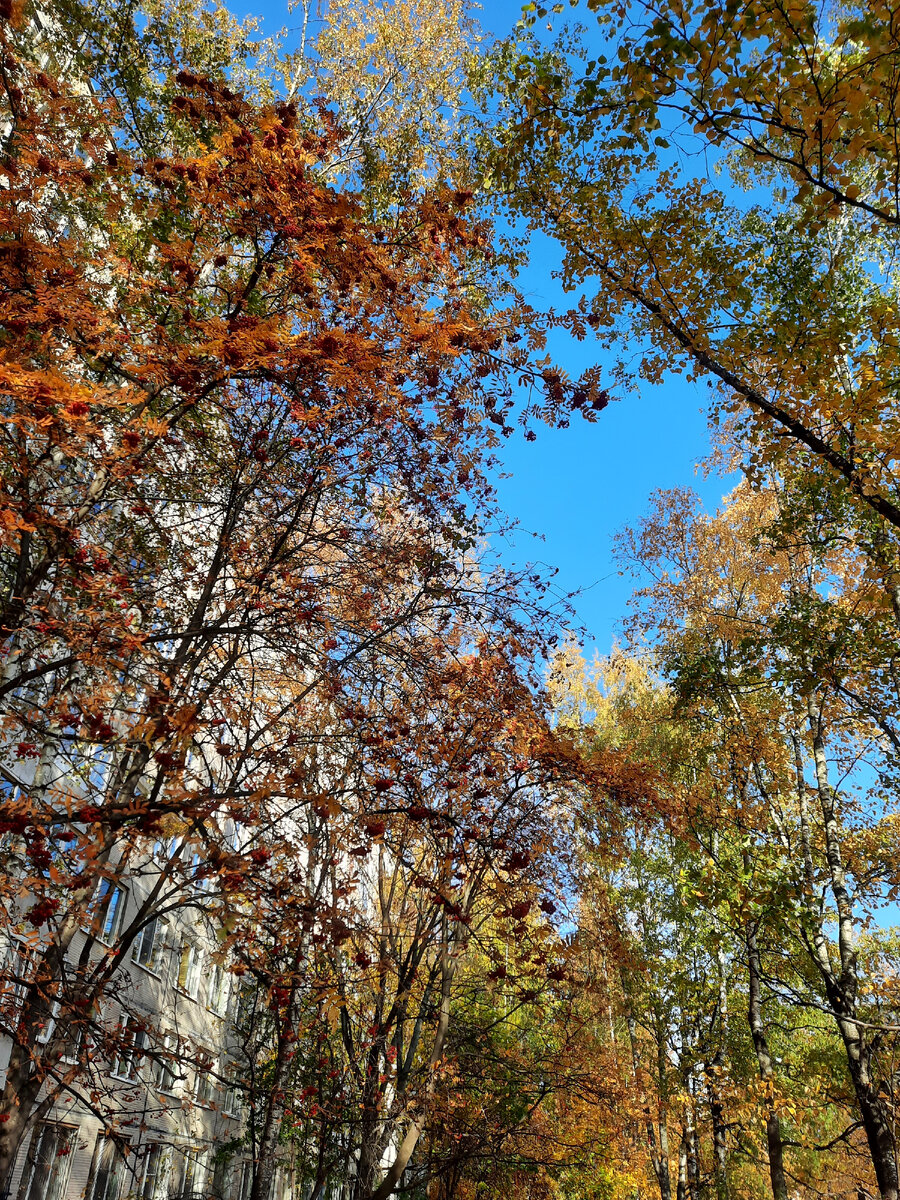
[
  {"left": 37, "top": 0, "right": 490, "bottom": 205},
  {"left": 569, "top": 478, "right": 900, "bottom": 1199},
  {"left": 0, "top": 0, "right": 617, "bottom": 1193},
  {"left": 221, "top": 633, "right": 644, "bottom": 1200},
  {"left": 487, "top": 0, "right": 900, "bottom": 583},
  {"left": 488, "top": 5, "right": 900, "bottom": 1176},
  {"left": 550, "top": 625, "right": 898, "bottom": 1200}
]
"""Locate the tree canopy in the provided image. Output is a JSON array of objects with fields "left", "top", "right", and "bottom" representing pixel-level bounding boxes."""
[{"left": 2, "top": 0, "right": 900, "bottom": 1198}]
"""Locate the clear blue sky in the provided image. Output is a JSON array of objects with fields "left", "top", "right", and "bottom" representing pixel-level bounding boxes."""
[
  {"left": 246, "top": 0, "right": 732, "bottom": 654},
  {"left": 468, "top": 2, "right": 732, "bottom": 652},
  {"left": 486, "top": 227, "right": 729, "bottom": 652}
]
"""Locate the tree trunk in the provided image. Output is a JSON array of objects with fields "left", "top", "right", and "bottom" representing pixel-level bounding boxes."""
[
  {"left": 248, "top": 1090, "right": 281, "bottom": 1200},
  {"left": 657, "top": 1107, "right": 673, "bottom": 1200},
  {"left": 707, "top": 1076, "right": 729, "bottom": 1200},
  {"left": 803, "top": 699, "right": 900, "bottom": 1200},
  {"left": 676, "top": 1129, "right": 689, "bottom": 1200},
  {"left": 655, "top": 1022, "right": 673, "bottom": 1200},
  {"left": 249, "top": 1005, "right": 298, "bottom": 1200},
  {"left": 684, "top": 1099, "right": 701, "bottom": 1200},
  {"left": 626, "top": 1011, "right": 671, "bottom": 1200},
  {"left": 365, "top": 942, "right": 455, "bottom": 1200},
  {"left": 709, "top": 942, "right": 729, "bottom": 1200},
  {"left": 746, "top": 921, "right": 788, "bottom": 1200},
  {"left": 829, "top": 1024, "right": 900, "bottom": 1200},
  {"left": 353, "top": 1092, "right": 385, "bottom": 1200}
]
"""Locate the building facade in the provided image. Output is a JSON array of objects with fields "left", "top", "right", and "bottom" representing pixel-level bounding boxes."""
[{"left": 0, "top": 857, "right": 257, "bottom": 1200}]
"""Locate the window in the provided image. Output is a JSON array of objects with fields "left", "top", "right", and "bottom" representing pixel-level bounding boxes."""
[
  {"left": 112, "top": 1015, "right": 147, "bottom": 1080},
  {"left": 131, "top": 918, "right": 161, "bottom": 972},
  {"left": 4, "top": 946, "right": 66, "bottom": 1048},
  {"left": 0, "top": 938, "right": 34, "bottom": 1014},
  {"left": 223, "top": 817, "right": 240, "bottom": 852},
  {"left": 237, "top": 1162, "right": 261, "bottom": 1200},
  {"left": 207, "top": 964, "right": 229, "bottom": 1016},
  {"left": 235, "top": 982, "right": 256, "bottom": 1029},
  {"left": 172, "top": 1147, "right": 209, "bottom": 1196},
  {"left": 89, "top": 748, "right": 112, "bottom": 794},
  {"left": 211, "top": 1156, "right": 233, "bottom": 1199},
  {"left": 223, "top": 1061, "right": 243, "bottom": 1118},
  {"left": 35, "top": 823, "right": 85, "bottom": 880},
  {"left": 153, "top": 833, "right": 181, "bottom": 862},
  {"left": 90, "top": 1135, "right": 124, "bottom": 1200},
  {"left": 194, "top": 1049, "right": 215, "bottom": 1106},
  {"left": 92, "top": 881, "right": 127, "bottom": 943},
  {"left": 189, "top": 848, "right": 209, "bottom": 891},
  {"left": 189, "top": 1148, "right": 210, "bottom": 1194},
  {"left": 34, "top": 998, "right": 59, "bottom": 1046},
  {"left": 176, "top": 942, "right": 201, "bottom": 998},
  {"left": 22, "top": 1123, "right": 76, "bottom": 1200},
  {"left": 139, "top": 1144, "right": 165, "bottom": 1200},
  {"left": 63, "top": 1019, "right": 85, "bottom": 1062},
  {"left": 153, "top": 1031, "right": 179, "bottom": 1094},
  {"left": 37, "top": 1007, "right": 85, "bottom": 1058},
  {"left": 237, "top": 1162, "right": 254, "bottom": 1200}
]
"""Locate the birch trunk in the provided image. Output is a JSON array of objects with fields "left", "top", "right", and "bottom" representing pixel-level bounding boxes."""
[
  {"left": 745, "top": 922, "right": 788, "bottom": 1200},
  {"left": 804, "top": 698, "right": 899, "bottom": 1200}
]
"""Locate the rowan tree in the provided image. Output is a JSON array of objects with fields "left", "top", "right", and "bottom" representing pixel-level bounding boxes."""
[
  {"left": 0, "top": 3, "right": 610, "bottom": 1193},
  {"left": 218, "top": 633, "right": 644, "bottom": 1200}
]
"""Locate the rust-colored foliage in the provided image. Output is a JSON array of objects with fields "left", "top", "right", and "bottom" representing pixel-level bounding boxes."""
[{"left": 0, "top": 24, "right": 617, "bottom": 1198}]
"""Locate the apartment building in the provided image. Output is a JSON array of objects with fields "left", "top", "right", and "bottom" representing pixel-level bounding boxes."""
[{"left": 0, "top": 846, "right": 255, "bottom": 1200}]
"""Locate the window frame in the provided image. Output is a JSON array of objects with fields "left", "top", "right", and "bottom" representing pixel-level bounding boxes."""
[
  {"left": 0, "top": 937, "right": 35, "bottom": 1015},
  {"left": 152, "top": 1030, "right": 180, "bottom": 1096},
  {"left": 170, "top": 1145, "right": 210, "bottom": 1197},
  {"left": 234, "top": 981, "right": 257, "bottom": 1028},
  {"left": 206, "top": 963, "right": 229, "bottom": 1016},
  {"left": 238, "top": 1161, "right": 254, "bottom": 1200},
  {"left": 33, "top": 997, "right": 59, "bottom": 1046},
  {"left": 130, "top": 918, "right": 161, "bottom": 973},
  {"left": 89, "top": 1133, "right": 125, "bottom": 1200},
  {"left": 222, "top": 1060, "right": 243, "bottom": 1119},
  {"left": 193, "top": 1048, "right": 216, "bottom": 1107},
  {"left": 139, "top": 1143, "right": 165, "bottom": 1200},
  {"left": 111, "top": 1014, "right": 147, "bottom": 1081},
  {"left": 184, "top": 1146, "right": 210, "bottom": 1195},
  {"left": 176, "top": 941, "right": 201, "bottom": 999},
  {"left": 188, "top": 847, "right": 209, "bottom": 891},
  {"left": 92, "top": 880, "right": 127, "bottom": 944},
  {"left": 21, "top": 1122, "right": 77, "bottom": 1200}
]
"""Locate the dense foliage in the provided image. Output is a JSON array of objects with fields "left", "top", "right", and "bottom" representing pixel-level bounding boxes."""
[{"left": 2, "top": 0, "right": 900, "bottom": 1198}]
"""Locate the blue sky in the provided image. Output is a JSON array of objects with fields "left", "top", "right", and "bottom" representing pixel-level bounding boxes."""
[
  {"left": 247, "top": 0, "right": 732, "bottom": 654},
  {"left": 486, "top": 228, "right": 729, "bottom": 652},
  {"left": 470, "top": 2, "right": 733, "bottom": 652}
]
